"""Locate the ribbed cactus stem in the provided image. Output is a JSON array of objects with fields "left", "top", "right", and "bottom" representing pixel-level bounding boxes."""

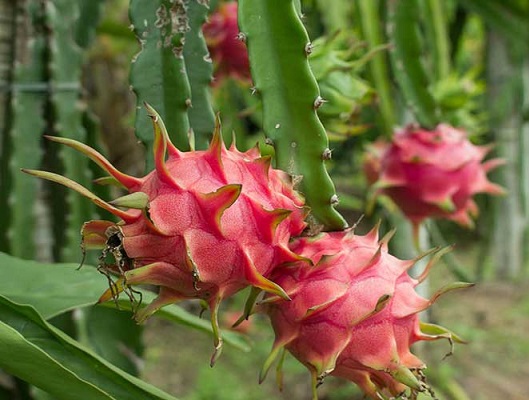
[
  {"left": 388, "top": 0, "right": 439, "bottom": 129},
  {"left": 357, "top": 0, "right": 396, "bottom": 136},
  {"left": 48, "top": 0, "right": 98, "bottom": 262},
  {"left": 183, "top": 0, "right": 215, "bottom": 150},
  {"left": 129, "top": 0, "right": 192, "bottom": 168},
  {"left": 457, "top": 0, "right": 529, "bottom": 45},
  {"left": 3, "top": 0, "right": 47, "bottom": 258},
  {"left": 238, "top": 0, "right": 347, "bottom": 231},
  {"left": 0, "top": 0, "right": 14, "bottom": 252},
  {"left": 73, "top": 0, "right": 105, "bottom": 48},
  {"left": 315, "top": 0, "right": 352, "bottom": 31},
  {"left": 0, "top": 0, "right": 14, "bottom": 140},
  {"left": 421, "top": 0, "right": 451, "bottom": 81}
]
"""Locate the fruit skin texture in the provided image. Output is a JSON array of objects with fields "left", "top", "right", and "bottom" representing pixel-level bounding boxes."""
[
  {"left": 24, "top": 106, "right": 305, "bottom": 363},
  {"left": 203, "top": 2, "right": 251, "bottom": 82},
  {"left": 108, "top": 119, "right": 306, "bottom": 310},
  {"left": 364, "top": 124, "right": 505, "bottom": 230},
  {"left": 262, "top": 227, "right": 463, "bottom": 399}
]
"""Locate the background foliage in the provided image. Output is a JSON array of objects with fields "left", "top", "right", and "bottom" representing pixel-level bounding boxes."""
[{"left": 0, "top": 0, "right": 528, "bottom": 399}]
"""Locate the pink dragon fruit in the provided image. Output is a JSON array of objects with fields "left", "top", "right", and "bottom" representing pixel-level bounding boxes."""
[
  {"left": 261, "top": 225, "right": 468, "bottom": 399},
  {"left": 203, "top": 2, "right": 251, "bottom": 82},
  {"left": 364, "top": 124, "right": 504, "bottom": 233},
  {"left": 23, "top": 104, "right": 306, "bottom": 363}
]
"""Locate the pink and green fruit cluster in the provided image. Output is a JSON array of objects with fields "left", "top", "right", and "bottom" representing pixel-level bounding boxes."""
[
  {"left": 364, "top": 123, "right": 504, "bottom": 232},
  {"left": 24, "top": 111, "right": 482, "bottom": 399}
]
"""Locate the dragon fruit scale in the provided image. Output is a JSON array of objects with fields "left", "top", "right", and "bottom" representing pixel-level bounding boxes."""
[
  {"left": 364, "top": 124, "right": 505, "bottom": 233},
  {"left": 261, "top": 225, "right": 469, "bottom": 399},
  {"left": 23, "top": 104, "right": 306, "bottom": 363}
]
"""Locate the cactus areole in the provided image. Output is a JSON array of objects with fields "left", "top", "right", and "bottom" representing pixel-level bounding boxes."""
[
  {"left": 364, "top": 124, "right": 505, "bottom": 232},
  {"left": 262, "top": 226, "right": 468, "bottom": 399},
  {"left": 23, "top": 104, "right": 306, "bottom": 364}
]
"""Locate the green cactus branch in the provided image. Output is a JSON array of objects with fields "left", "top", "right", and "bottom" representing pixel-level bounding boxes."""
[
  {"left": 48, "top": 0, "right": 101, "bottom": 262},
  {"left": 129, "top": 0, "right": 192, "bottom": 169},
  {"left": 183, "top": 0, "right": 215, "bottom": 150},
  {"left": 357, "top": 0, "right": 396, "bottom": 136},
  {"left": 0, "top": 0, "right": 14, "bottom": 253},
  {"left": 74, "top": 0, "right": 105, "bottom": 48},
  {"left": 4, "top": 1, "right": 47, "bottom": 258},
  {"left": 315, "top": 0, "right": 352, "bottom": 31},
  {"left": 238, "top": 0, "right": 348, "bottom": 231},
  {"left": 456, "top": 0, "right": 529, "bottom": 46},
  {"left": 421, "top": 0, "right": 451, "bottom": 81},
  {"left": 388, "top": 0, "right": 439, "bottom": 129}
]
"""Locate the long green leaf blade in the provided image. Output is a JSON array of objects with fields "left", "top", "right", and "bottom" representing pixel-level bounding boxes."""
[
  {"left": 77, "top": 307, "right": 144, "bottom": 376},
  {"left": 0, "top": 252, "right": 250, "bottom": 351},
  {"left": 0, "top": 320, "right": 112, "bottom": 400},
  {"left": 0, "top": 253, "right": 106, "bottom": 319},
  {"left": 0, "top": 296, "right": 177, "bottom": 400}
]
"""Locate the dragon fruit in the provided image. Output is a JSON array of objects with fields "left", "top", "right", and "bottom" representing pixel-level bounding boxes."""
[
  {"left": 261, "top": 225, "right": 468, "bottom": 399},
  {"left": 364, "top": 124, "right": 504, "bottom": 233},
  {"left": 203, "top": 2, "right": 251, "bottom": 82},
  {"left": 23, "top": 104, "right": 306, "bottom": 363}
]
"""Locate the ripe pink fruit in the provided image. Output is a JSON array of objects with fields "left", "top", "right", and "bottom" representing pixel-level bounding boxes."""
[
  {"left": 203, "top": 2, "right": 251, "bottom": 82},
  {"left": 261, "top": 226, "right": 467, "bottom": 399},
  {"left": 23, "top": 105, "right": 305, "bottom": 363},
  {"left": 364, "top": 124, "right": 504, "bottom": 232}
]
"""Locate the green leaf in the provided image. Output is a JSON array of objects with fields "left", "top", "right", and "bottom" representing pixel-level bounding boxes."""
[
  {"left": 78, "top": 307, "right": 144, "bottom": 376},
  {"left": 0, "top": 252, "right": 250, "bottom": 352},
  {"left": 0, "top": 296, "right": 177, "bottom": 400},
  {"left": 0, "top": 253, "right": 106, "bottom": 319},
  {"left": 32, "top": 387, "right": 60, "bottom": 400},
  {"left": 103, "top": 293, "right": 252, "bottom": 353}
]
